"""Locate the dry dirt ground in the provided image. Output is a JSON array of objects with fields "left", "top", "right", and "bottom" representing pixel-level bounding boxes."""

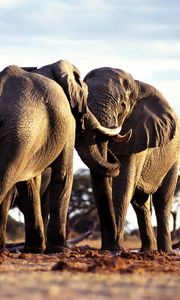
[{"left": 0, "top": 238, "right": 179, "bottom": 300}]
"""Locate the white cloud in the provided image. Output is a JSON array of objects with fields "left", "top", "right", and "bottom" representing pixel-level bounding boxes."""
[
  {"left": 0, "top": 0, "right": 21, "bottom": 6},
  {"left": 0, "top": 0, "right": 179, "bottom": 120},
  {"left": 1, "top": 0, "right": 179, "bottom": 42}
]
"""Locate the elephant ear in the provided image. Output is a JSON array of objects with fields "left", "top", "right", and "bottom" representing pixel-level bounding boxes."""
[
  {"left": 109, "top": 81, "right": 177, "bottom": 155},
  {"left": 52, "top": 60, "right": 88, "bottom": 114}
]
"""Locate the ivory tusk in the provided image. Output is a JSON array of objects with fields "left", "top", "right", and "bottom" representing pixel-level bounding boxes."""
[
  {"left": 112, "top": 129, "right": 132, "bottom": 143},
  {"left": 96, "top": 124, "right": 122, "bottom": 136}
]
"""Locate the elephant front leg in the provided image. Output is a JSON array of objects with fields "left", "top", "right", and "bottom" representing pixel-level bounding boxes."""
[
  {"left": 112, "top": 157, "right": 139, "bottom": 252},
  {"left": 18, "top": 176, "right": 46, "bottom": 253},
  {"left": 91, "top": 172, "right": 118, "bottom": 251}
]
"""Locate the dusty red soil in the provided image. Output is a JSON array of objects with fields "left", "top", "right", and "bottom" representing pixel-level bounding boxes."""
[
  {"left": 0, "top": 245, "right": 179, "bottom": 274},
  {"left": 0, "top": 240, "right": 179, "bottom": 300}
]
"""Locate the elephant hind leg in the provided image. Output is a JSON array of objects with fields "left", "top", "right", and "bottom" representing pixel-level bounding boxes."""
[
  {"left": 131, "top": 193, "right": 157, "bottom": 252},
  {"left": 153, "top": 162, "right": 179, "bottom": 252},
  {"left": 0, "top": 187, "right": 17, "bottom": 251},
  {"left": 0, "top": 151, "right": 24, "bottom": 204},
  {"left": 17, "top": 175, "right": 46, "bottom": 253},
  {"left": 0, "top": 167, "right": 16, "bottom": 205},
  {"left": 46, "top": 140, "right": 74, "bottom": 253}
]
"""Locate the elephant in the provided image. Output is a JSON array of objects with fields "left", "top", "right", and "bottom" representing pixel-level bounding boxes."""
[
  {"left": 0, "top": 60, "right": 124, "bottom": 253},
  {"left": 75, "top": 66, "right": 180, "bottom": 253},
  {"left": 0, "top": 168, "right": 51, "bottom": 252}
]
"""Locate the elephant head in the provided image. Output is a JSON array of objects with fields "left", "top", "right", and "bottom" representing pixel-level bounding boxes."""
[
  {"left": 32, "top": 61, "right": 132, "bottom": 177},
  {"left": 76, "top": 67, "right": 177, "bottom": 173},
  {"left": 32, "top": 60, "right": 125, "bottom": 135}
]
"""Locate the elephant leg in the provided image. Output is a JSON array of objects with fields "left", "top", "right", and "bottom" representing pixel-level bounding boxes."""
[
  {"left": 131, "top": 194, "right": 157, "bottom": 251},
  {"left": 90, "top": 173, "right": 117, "bottom": 251},
  {"left": 41, "top": 188, "right": 50, "bottom": 238},
  {"left": 0, "top": 187, "right": 16, "bottom": 251},
  {"left": 46, "top": 142, "right": 74, "bottom": 253},
  {"left": 153, "top": 162, "right": 179, "bottom": 252},
  {"left": 112, "top": 177, "right": 133, "bottom": 251},
  {"left": 112, "top": 156, "right": 142, "bottom": 251},
  {"left": 40, "top": 168, "right": 51, "bottom": 236},
  {"left": 17, "top": 175, "right": 46, "bottom": 253}
]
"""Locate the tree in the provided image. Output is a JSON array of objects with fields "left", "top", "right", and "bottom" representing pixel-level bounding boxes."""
[{"left": 68, "top": 169, "right": 99, "bottom": 237}]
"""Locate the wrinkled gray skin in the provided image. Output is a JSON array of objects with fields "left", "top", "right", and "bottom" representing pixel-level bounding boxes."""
[
  {"left": 76, "top": 67, "right": 180, "bottom": 252},
  {"left": 0, "top": 61, "right": 122, "bottom": 253},
  {"left": 0, "top": 168, "right": 51, "bottom": 252},
  {"left": 16, "top": 168, "right": 51, "bottom": 237}
]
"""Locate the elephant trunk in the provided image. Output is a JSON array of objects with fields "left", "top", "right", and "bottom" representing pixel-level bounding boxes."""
[
  {"left": 84, "top": 108, "right": 131, "bottom": 142},
  {"left": 75, "top": 135, "right": 120, "bottom": 177},
  {"left": 83, "top": 108, "right": 121, "bottom": 135}
]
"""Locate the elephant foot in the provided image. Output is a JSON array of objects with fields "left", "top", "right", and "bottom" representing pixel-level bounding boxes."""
[
  {"left": 140, "top": 244, "right": 157, "bottom": 252},
  {"left": 45, "top": 244, "right": 71, "bottom": 254},
  {"left": 100, "top": 242, "right": 127, "bottom": 254},
  {"left": 158, "top": 249, "right": 175, "bottom": 255},
  {"left": 157, "top": 244, "right": 173, "bottom": 253}
]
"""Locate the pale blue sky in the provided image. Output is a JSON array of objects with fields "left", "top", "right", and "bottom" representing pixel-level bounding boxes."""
[{"left": 0, "top": 0, "right": 180, "bottom": 171}]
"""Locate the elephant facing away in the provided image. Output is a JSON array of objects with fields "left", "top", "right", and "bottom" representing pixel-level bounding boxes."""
[
  {"left": 0, "top": 60, "right": 123, "bottom": 253},
  {"left": 76, "top": 66, "right": 180, "bottom": 253},
  {"left": 0, "top": 168, "right": 51, "bottom": 252}
]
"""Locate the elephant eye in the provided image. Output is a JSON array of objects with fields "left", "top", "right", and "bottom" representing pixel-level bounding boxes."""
[{"left": 123, "top": 79, "right": 129, "bottom": 91}]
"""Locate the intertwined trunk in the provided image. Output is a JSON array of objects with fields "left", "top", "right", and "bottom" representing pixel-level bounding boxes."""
[{"left": 75, "top": 134, "right": 120, "bottom": 177}]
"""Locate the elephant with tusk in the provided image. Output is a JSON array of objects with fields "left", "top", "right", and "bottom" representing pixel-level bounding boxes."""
[
  {"left": 0, "top": 60, "right": 122, "bottom": 253},
  {"left": 75, "top": 66, "right": 180, "bottom": 253}
]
